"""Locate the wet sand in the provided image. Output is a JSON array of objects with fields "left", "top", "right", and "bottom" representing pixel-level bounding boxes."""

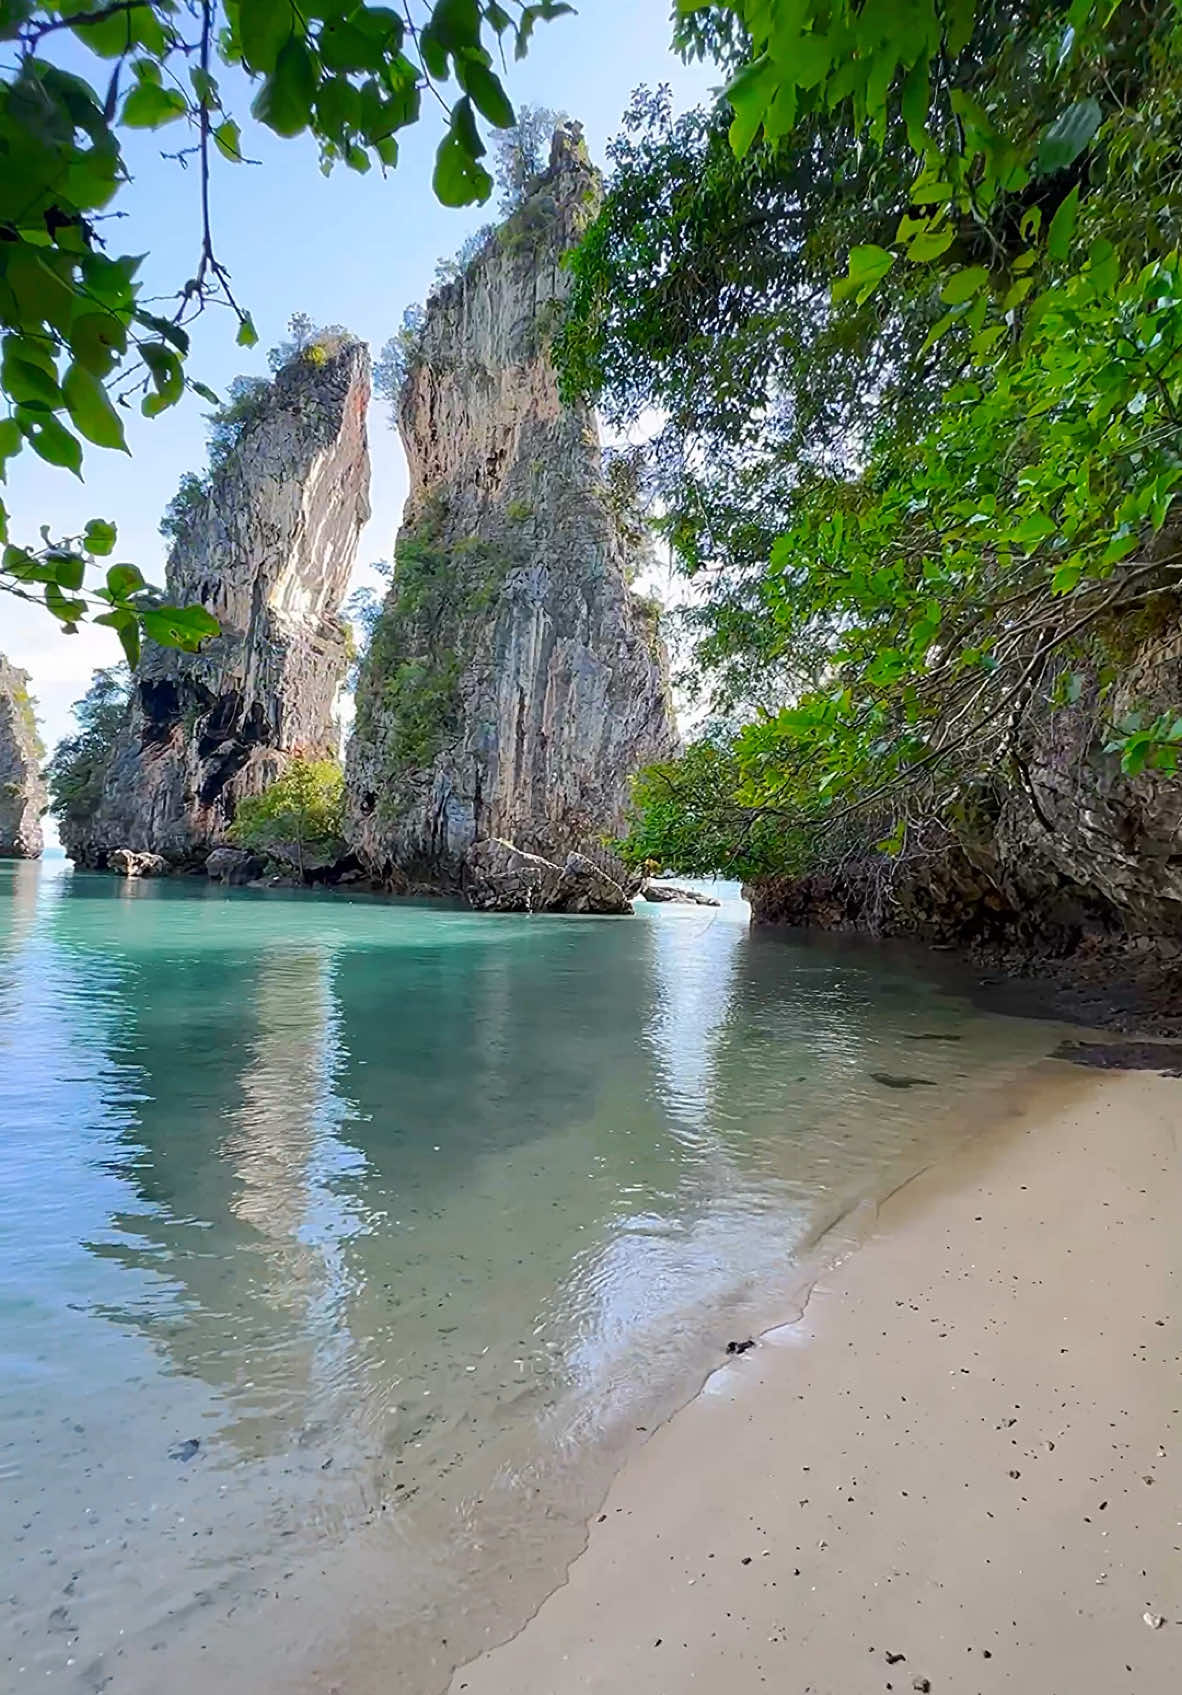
[{"left": 450, "top": 1064, "right": 1181, "bottom": 1695}]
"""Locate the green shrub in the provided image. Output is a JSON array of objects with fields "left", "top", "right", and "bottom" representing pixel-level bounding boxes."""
[{"left": 229, "top": 755, "right": 345, "bottom": 877}]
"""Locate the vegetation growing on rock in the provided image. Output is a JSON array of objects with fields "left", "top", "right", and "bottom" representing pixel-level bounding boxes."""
[
  {"left": 46, "top": 667, "right": 131, "bottom": 836},
  {"left": 556, "top": 1, "right": 1182, "bottom": 945},
  {"left": 229, "top": 755, "right": 346, "bottom": 878},
  {"left": 353, "top": 512, "right": 512, "bottom": 797}
]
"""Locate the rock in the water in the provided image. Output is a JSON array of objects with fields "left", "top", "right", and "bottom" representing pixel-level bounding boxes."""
[
  {"left": 465, "top": 837, "right": 633, "bottom": 914},
  {"left": 347, "top": 124, "right": 678, "bottom": 899},
  {"left": 109, "top": 848, "right": 169, "bottom": 878},
  {"left": 62, "top": 337, "right": 370, "bottom": 870},
  {"left": 0, "top": 654, "right": 46, "bottom": 859},
  {"left": 552, "top": 851, "right": 634, "bottom": 915},
  {"left": 204, "top": 845, "right": 264, "bottom": 885},
  {"left": 641, "top": 881, "right": 721, "bottom": 906}
]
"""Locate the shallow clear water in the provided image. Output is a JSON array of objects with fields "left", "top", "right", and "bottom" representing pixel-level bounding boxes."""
[{"left": 0, "top": 861, "right": 1061, "bottom": 1693}]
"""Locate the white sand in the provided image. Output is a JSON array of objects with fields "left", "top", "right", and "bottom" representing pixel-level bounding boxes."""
[{"left": 450, "top": 1066, "right": 1181, "bottom": 1695}]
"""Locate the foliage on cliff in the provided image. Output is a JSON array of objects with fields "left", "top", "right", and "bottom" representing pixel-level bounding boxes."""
[
  {"left": 353, "top": 515, "right": 509, "bottom": 796},
  {"left": 46, "top": 666, "right": 131, "bottom": 829},
  {"left": 228, "top": 755, "right": 345, "bottom": 875},
  {"left": 559, "top": 1, "right": 1182, "bottom": 878}
]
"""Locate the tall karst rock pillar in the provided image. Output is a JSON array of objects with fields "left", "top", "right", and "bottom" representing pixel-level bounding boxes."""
[
  {"left": 0, "top": 655, "right": 46, "bottom": 858},
  {"left": 65, "top": 337, "right": 371, "bottom": 869},
  {"left": 346, "top": 125, "right": 678, "bottom": 901}
]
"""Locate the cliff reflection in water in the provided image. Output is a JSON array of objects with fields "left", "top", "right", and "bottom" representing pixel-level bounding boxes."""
[{"left": 0, "top": 866, "right": 1061, "bottom": 1691}]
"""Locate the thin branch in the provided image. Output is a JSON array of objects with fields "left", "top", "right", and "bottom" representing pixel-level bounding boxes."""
[{"left": 22, "top": 0, "right": 151, "bottom": 47}]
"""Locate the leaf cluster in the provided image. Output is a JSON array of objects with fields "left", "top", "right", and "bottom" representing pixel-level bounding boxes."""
[
  {"left": 611, "top": 1, "right": 1182, "bottom": 872},
  {"left": 45, "top": 663, "right": 130, "bottom": 824},
  {"left": 2, "top": 2, "right": 573, "bottom": 655},
  {"left": 228, "top": 752, "right": 345, "bottom": 871}
]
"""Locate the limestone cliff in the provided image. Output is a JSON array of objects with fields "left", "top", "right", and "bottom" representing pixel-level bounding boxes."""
[
  {"left": 64, "top": 338, "right": 370, "bottom": 868},
  {"left": 0, "top": 655, "right": 46, "bottom": 858},
  {"left": 346, "top": 125, "right": 678, "bottom": 896}
]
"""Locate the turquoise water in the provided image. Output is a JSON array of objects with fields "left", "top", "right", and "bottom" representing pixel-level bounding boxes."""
[{"left": 0, "top": 861, "right": 1061, "bottom": 1693}]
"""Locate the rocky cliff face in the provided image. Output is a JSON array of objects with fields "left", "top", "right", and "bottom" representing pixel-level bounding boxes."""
[
  {"left": 346, "top": 126, "right": 678, "bottom": 896},
  {"left": 64, "top": 338, "right": 370, "bottom": 868},
  {"left": 0, "top": 655, "right": 46, "bottom": 858},
  {"left": 746, "top": 609, "right": 1182, "bottom": 957}
]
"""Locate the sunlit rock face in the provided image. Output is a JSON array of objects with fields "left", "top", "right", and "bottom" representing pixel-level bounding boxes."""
[
  {"left": 0, "top": 654, "right": 45, "bottom": 859},
  {"left": 63, "top": 339, "right": 370, "bottom": 869},
  {"left": 346, "top": 124, "right": 678, "bottom": 899}
]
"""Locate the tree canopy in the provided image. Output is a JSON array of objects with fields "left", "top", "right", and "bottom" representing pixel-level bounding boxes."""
[
  {"left": 554, "top": 1, "right": 1182, "bottom": 880},
  {"left": 228, "top": 753, "right": 345, "bottom": 875},
  {"left": 45, "top": 662, "right": 130, "bottom": 826}
]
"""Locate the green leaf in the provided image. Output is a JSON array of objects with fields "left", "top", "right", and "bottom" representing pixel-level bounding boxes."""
[
  {"left": 319, "top": 17, "right": 381, "bottom": 72},
  {"left": 93, "top": 607, "right": 141, "bottom": 668},
  {"left": 214, "top": 119, "right": 244, "bottom": 161},
  {"left": 122, "top": 82, "right": 188, "bottom": 128},
  {"left": 238, "top": 0, "right": 296, "bottom": 74},
  {"left": 140, "top": 602, "right": 221, "bottom": 651},
  {"left": 1035, "top": 98, "right": 1102, "bottom": 176},
  {"left": 832, "top": 243, "right": 895, "bottom": 304},
  {"left": 46, "top": 549, "right": 85, "bottom": 590},
  {"left": 2, "top": 545, "right": 55, "bottom": 584},
  {"left": 134, "top": 311, "right": 190, "bottom": 355},
  {"left": 237, "top": 314, "right": 259, "bottom": 348},
  {"left": 189, "top": 380, "right": 221, "bottom": 405},
  {"left": 23, "top": 415, "right": 83, "bottom": 476},
  {"left": 1046, "top": 184, "right": 1080, "bottom": 262},
  {"left": 906, "top": 227, "right": 955, "bottom": 263},
  {"left": 456, "top": 59, "right": 515, "bottom": 129},
  {"left": 315, "top": 75, "right": 359, "bottom": 138},
  {"left": 1051, "top": 559, "right": 1084, "bottom": 594},
  {"left": 910, "top": 177, "right": 956, "bottom": 203},
  {"left": 105, "top": 561, "right": 145, "bottom": 597},
  {"left": 84, "top": 519, "right": 117, "bottom": 556},
  {"left": 941, "top": 267, "right": 988, "bottom": 306},
  {"left": 141, "top": 343, "right": 184, "bottom": 404},
  {"left": 44, "top": 581, "right": 87, "bottom": 626},
  {"left": 432, "top": 97, "right": 493, "bottom": 207},
  {"left": 724, "top": 54, "right": 777, "bottom": 159},
  {"left": 0, "top": 418, "right": 21, "bottom": 466},
  {"left": 63, "top": 362, "right": 128, "bottom": 451},
  {"left": 78, "top": 4, "right": 167, "bottom": 58},
  {"left": 3, "top": 340, "right": 61, "bottom": 408},
  {"left": 429, "top": 0, "right": 480, "bottom": 50},
  {"left": 68, "top": 312, "right": 128, "bottom": 379},
  {"left": 252, "top": 37, "right": 318, "bottom": 137}
]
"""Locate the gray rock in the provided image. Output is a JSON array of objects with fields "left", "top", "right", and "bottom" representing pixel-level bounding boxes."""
[
  {"left": 204, "top": 846, "right": 263, "bottom": 884},
  {"left": 62, "top": 338, "right": 371, "bottom": 870},
  {"left": 552, "top": 850, "right": 634, "bottom": 915},
  {"left": 109, "top": 848, "right": 169, "bottom": 878},
  {"left": 747, "top": 627, "right": 1182, "bottom": 956},
  {"left": 346, "top": 124, "right": 678, "bottom": 894},
  {"left": 465, "top": 837, "right": 632, "bottom": 914},
  {"left": 641, "top": 881, "right": 721, "bottom": 906},
  {"left": 0, "top": 654, "right": 46, "bottom": 859}
]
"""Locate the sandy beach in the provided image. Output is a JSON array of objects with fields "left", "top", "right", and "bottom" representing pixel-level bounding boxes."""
[{"left": 450, "top": 1063, "right": 1181, "bottom": 1695}]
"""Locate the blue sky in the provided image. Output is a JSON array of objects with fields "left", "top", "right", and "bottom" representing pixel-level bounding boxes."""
[{"left": 5, "top": 1, "right": 719, "bottom": 756}]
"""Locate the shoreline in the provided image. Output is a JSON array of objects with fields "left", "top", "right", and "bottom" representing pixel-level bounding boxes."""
[
  {"left": 448, "top": 1060, "right": 1181, "bottom": 1695},
  {"left": 48, "top": 851, "right": 1182, "bottom": 1035}
]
